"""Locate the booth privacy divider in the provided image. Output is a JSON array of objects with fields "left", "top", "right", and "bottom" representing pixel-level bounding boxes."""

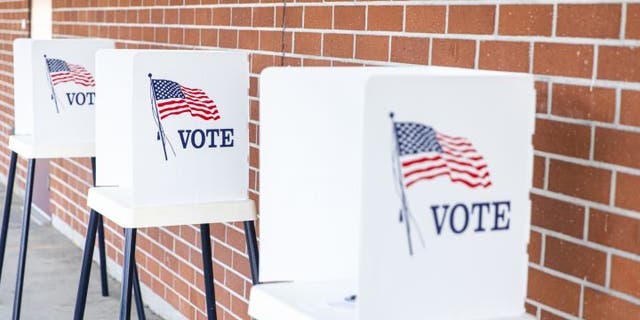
[
  {"left": 1, "top": 39, "right": 138, "bottom": 320},
  {"left": 89, "top": 49, "right": 258, "bottom": 320},
  {"left": 250, "top": 67, "right": 535, "bottom": 320}
]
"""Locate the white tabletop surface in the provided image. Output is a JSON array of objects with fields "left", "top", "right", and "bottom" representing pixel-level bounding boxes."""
[
  {"left": 249, "top": 281, "right": 536, "bottom": 320},
  {"left": 88, "top": 186, "right": 256, "bottom": 228},
  {"left": 9, "top": 134, "right": 95, "bottom": 159}
]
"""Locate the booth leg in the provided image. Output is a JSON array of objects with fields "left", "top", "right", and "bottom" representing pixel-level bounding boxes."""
[
  {"left": 91, "top": 157, "right": 110, "bottom": 298},
  {"left": 120, "top": 228, "right": 137, "bottom": 320},
  {"left": 0, "top": 151, "right": 17, "bottom": 283},
  {"left": 73, "top": 210, "right": 101, "bottom": 320},
  {"left": 200, "top": 224, "right": 218, "bottom": 320},
  {"left": 132, "top": 258, "right": 146, "bottom": 320},
  {"left": 243, "top": 221, "right": 259, "bottom": 285},
  {"left": 97, "top": 215, "right": 109, "bottom": 296},
  {"left": 11, "top": 159, "right": 36, "bottom": 320}
]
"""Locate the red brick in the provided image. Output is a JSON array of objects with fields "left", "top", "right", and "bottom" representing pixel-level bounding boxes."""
[
  {"left": 195, "top": 8, "right": 212, "bottom": 25},
  {"left": 390, "top": 37, "right": 428, "bottom": 65},
  {"left": 532, "top": 156, "right": 545, "bottom": 189},
  {"left": 405, "top": 6, "right": 446, "bottom": 33},
  {"left": 479, "top": 41, "right": 529, "bottom": 72},
  {"left": 304, "top": 6, "right": 331, "bottom": 29},
  {"left": 548, "top": 160, "right": 611, "bottom": 204},
  {"left": 499, "top": 5, "right": 553, "bottom": 36},
  {"left": 218, "top": 29, "right": 237, "bottom": 48},
  {"left": 611, "top": 255, "right": 640, "bottom": 299},
  {"left": 276, "top": 6, "right": 302, "bottom": 28},
  {"left": 212, "top": 8, "right": 230, "bottom": 26},
  {"left": 544, "top": 236, "right": 607, "bottom": 285},
  {"left": 536, "top": 82, "right": 549, "bottom": 113},
  {"left": 431, "top": 39, "right": 476, "bottom": 68},
  {"left": 627, "top": 4, "right": 640, "bottom": 39},
  {"left": 260, "top": 30, "right": 292, "bottom": 53},
  {"left": 334, "top": 6, "right": 365, "bottom": 30},
  {"left": 551, "top": 84, "right": 616, "bottom": 122},
  {"left": 530, "top": 194, "right": 585, "bottom": 239},
  {"left": 367, "top": 6, "right": 403, "bottom": 31},
  {"left": 252, "top": 7, "right": 274, "bottom": 27},
  {"left": 231, "top": 7, "right": 251, "bottom": 26},
  {"left": 589, "top": 209, "right": 640, "bottom": 255},
  {"left": 598, "top": 46, "right": 640, "bottom": 82},
  {"left": 294, "top": 32, "right": 321, "bottom": 55},
  {"left": 529, "top": 231, "right": 542, "bottom": 264},
  {"left": 583, "top": 288, "right": 640, "bottom": 320},
  {"left": 534, "top": 43, "right": 593, "bottom": 78},
  {"left": 527, "top": 268, "right": 581, "bottom": 316},
  {"left": 533, "top": 118, "right": 591, "bottom": 159},
  {"left": 201, "top": 29, "right": 218, "bottom": 47},
  {"left": 557, "top": 4, "right": 621, "bottom": 38},
  {"left": 615, "top": 173, "right": 640, "bottom": 211},
  {"left": 355, "top": 35, "right": 389, "bottom": 62},
  {"left": 540, "top": 310, "right": 567, "bottom": 320},
  {"left": 594, "top": 127, "right": 640, "bottom": 169},
  {"left": 238, "top": 30, "right": 258, "bottom": 50},
  {"left": 323, "top": 34, "right": 353, "bottom": 59},
  {"left": 620, "top": 90, "right": 640, "bottom": 126},
  {"left": 448, "top": 5, "right": 496, "bottom": 34}
]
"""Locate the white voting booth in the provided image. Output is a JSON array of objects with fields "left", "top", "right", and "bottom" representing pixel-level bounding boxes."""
[
  {"left": 12, "top": 39, "right": 113, "bottom": 156},
  {"left": 90, "top": 50, "right": 258, "bottom": 320},
  {"left": 6, "top": 39, "right": 115, "bottom": 320},
  {"left": 250, "top": 67, "right": 536, "bottom": 320}
]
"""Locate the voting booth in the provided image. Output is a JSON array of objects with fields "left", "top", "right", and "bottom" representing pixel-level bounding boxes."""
[
  {"left": 89, "top": 50, "right": 258, "bottom": 320},
  {"left": 250, "top": 67, "right": 536, "bottom": 320},
  {"left": 12, "top": 39, "right": 113, "bottom": 152},
  {"left": 2, "top": 39, "right": 116, "bottom": 320}
]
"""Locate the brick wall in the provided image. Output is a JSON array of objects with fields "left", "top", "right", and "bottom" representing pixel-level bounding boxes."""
[
  {"left": 0, "top": 1, "right": 29, "bottom": 189},
  {"left": 0, "top": 1, "right": 639, "bottom": 319}
]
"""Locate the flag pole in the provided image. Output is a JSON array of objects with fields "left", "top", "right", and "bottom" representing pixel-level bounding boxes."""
[
  {"left": 390, "top": 112, "right": 414, "bottom": 256},
  {"left": 148, "top": 73, "right": 169, "bottom": 161},
  {"left": 43, "top": 55, "right": 60, "bottom": 113}
]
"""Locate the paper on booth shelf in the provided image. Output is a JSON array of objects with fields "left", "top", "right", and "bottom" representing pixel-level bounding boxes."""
[
  {"left": 357, "top": 74, "right": 535, "bottom": 320},
  {"left": 96, "top": 50, "right": 249, "bottom": 206},
  {"left": 13, "top": 39, "right": 114, "bottom": 145}
]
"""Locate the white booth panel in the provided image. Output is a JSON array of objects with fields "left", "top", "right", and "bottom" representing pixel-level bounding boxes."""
[{"left": 95, "top": 50, "right": 249, "bottom": 206}]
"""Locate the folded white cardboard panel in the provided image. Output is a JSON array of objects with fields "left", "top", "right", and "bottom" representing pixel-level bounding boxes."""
[
  {"left": 13, "top": 38, "right": 114, "bottom": 145},
  {"left": 259, "top": 67, "right": 535, "bottom": 319},
  {"left": 95, "top": 50, "right": 249, "bottom": 206}
]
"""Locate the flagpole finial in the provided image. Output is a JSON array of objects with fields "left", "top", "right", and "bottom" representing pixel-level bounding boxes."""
[
  {"left": 389, "top": 112, "right": 395, "bottom": 119},
  {"left": 43, "top": 54, "right": 47, "bottom": 58},
  {"left": 147, "top": 73, "right": 152, "bottom": 78}
]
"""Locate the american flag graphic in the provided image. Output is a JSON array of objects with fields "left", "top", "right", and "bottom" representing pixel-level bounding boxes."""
[
  {"left": 46, "top": 58, "right": 95, "bottom": 87},
  {"left": 394, "top": 122, "right": 492, "bottom": 189},
  {"left": 151, "top": 79, "right": 220, "bottom": 121}
]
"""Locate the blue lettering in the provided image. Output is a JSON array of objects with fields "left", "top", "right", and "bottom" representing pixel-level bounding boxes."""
[
  {"left": 87, "top": 92, "right": 95, "bottom": 105},
  {"left": 75, "top": 92, "right": 86, "bottom": 105},
  {"left": 191, "top": 129, "right": 206, "bottom": 149},
  {"left": 66, "top": 93, "right": 75, "bottom": 106},
  {"left": 178, "top": 130, "right": 192, "bottom": 149},
  {"left": 206, "top": 129, "right": 220, "bottom": 148},
  {"left": 221, "top": 129, "right": 234, "bottom": 147},
  {"left": 430, "top": 205, "right": 449, "bottom": 235},
  {"left": 491, "top": 201, "right": 511, "bottom": 231},
  {"left": 449, "top": 203, "right": 469, "bottom": 234},
  {"left": 472, "top": 202, "right": 490, "bottom": 232}
]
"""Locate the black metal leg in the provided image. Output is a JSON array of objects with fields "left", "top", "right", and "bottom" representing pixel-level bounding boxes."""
[
  {"left": 0, "top": 151, "right": 17, "bottom": 283},
  {"left": 200, "top": 224, "right": 217, "bottom": 320},
  {"left": 97, "top": 214, "right": 109, "bottom": 297},
  {"left": 91, "top": 157, "right": 110, "bottom": 298},
  {"left": 120, "top": 228, "right": 136, "bottom": 320},
  {"left": 11, "top": 158, "right": 36, "bottom": 320},
  {"left": 243, "top": 221, "right": 259, "bottom": 285},
  {"left": 73, "top": 209, "right": 100, "bottom": 320},
  {"left": 132, "top": 258, "right": 146, "bottom": 320}
]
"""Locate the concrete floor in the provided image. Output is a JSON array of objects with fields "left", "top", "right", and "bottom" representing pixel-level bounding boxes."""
[{"left": 0, "top": 183, "right": 162, "bottom": 319}]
